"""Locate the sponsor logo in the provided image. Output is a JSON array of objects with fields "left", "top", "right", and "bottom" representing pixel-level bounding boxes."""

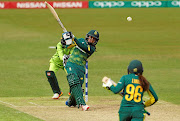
[
  {"left": 171, "top": 1, "right": 180, "bottom": 7},
  {"left": 133, "top": 68, "right": 137, "bottom": 72},
  {"left": 0, "top": 3, "right": 5, "bottom": 8},
  {"left": 17, "top": 2, "right": 46, "bottom": 8},
  {"left": 53, "top": 2, "right": 83, "bottom": 8},
  {"left": 93, "top": 1, "right": 125, "bottom": 8},
  {"left": 47, "top": 72, "right": 51, "bottom": 76},
  {"left": 131, "top": 1, "right": 162, "bottom": 7},
  {"left": 94, "top": 31, "right": 97, "bottom": 35}
]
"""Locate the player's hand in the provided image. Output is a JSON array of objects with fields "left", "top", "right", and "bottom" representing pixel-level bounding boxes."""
[
  {"left": 63, "top": 54, "right": 70, "bottom": 66},
  {"left": 62, "top": 32, "right": 74, "bottom": 45},
  {"left": 102, "top": 77, "right": 113, "bottom": 90},
  {"left": 102, "top": 76, "right": 109, "bottom": 83}
]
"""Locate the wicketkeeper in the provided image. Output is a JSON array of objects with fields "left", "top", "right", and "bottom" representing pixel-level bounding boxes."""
[
  {"left": 102, "top": 60, "right": 158, "bottom": 121},
  {"left": 45, "top": 36, "right": 74, "bottom": 99},
  {"left": 62, "top": 30, "right": 99, "bottom": 111}
]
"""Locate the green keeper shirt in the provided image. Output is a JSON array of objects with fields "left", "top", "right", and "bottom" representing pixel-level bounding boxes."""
[
  {"left": 67, "top": 38, "right": 96, "bottom": 66},
  {"left": 50, "top": 42, "right": 74, "bottom": 67},
  {"left": 110, "top": 73, "right": 158, "bottom": 107}
]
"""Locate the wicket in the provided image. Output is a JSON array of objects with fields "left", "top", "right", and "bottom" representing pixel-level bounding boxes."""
[{"left": 85, "top": 61, "right": 88, "bottom": 102}]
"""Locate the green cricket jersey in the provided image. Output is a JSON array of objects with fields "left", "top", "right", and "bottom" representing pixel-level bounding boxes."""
[
  {"left": 67, "top": 38, "right": 96, "bottom": 66},
  {"left": 50, "top": 42, "right": 74, "bottom": 67},
  {"left": 110, "top": 73, "right": 158, "bottom": 107},
  {"left": 64, "top": 37, "right": 96, "bottom": 106}
]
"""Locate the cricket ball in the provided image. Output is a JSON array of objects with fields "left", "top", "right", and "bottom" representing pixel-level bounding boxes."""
[{"left": 127, "top": 16, "right": 132, "bottom": 21}]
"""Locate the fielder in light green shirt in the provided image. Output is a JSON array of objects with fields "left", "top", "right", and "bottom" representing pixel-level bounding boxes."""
[{"left": 45, "top": 39, "right": 74, "bottom": 99}]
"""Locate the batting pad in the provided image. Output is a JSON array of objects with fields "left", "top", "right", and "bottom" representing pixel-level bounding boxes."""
[
  {"left": 67, "top": 95, "right": 76, "bottom": 107},
  {"left": 67, "top": 73, "right": 80, "bottom": 87},
  {"left": 71, "top": 84, "right": 86, "bottom": 106},
  {"left": 45, "top": 71, "right": 61, "bottom": 94}
]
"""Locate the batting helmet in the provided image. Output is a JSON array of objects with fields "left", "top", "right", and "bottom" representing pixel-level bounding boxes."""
[
  {"left": 86, "top": 30, "right": 99, "bottom": 46},
  {"left": 127, "top": 60, "right": 144, "bottom": 74}
]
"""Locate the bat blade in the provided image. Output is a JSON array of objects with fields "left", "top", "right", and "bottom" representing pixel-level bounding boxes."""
[{"left": 45, "top": 1, "right": 67, "bottom": 32}]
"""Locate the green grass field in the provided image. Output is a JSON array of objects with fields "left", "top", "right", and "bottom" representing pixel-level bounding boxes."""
[
  {"left": 0, "top": 104, "right": 42, "bottom": 121},
  {"left": 0, "top": 4, "right": 180, "bottom": 121}
]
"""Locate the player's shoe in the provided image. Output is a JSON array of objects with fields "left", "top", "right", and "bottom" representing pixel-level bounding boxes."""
[
  {"left": 65, "top": 99, "right": 69, "bottom": 106},
  {"left": 65, "top": 99, "right": 76, "bottom": 107},
  {"left": 82, "top": 105, "right": 89, "bottom": 111},
  {"left": 52, "top": 92, "right": 63, "bottom": 99}
]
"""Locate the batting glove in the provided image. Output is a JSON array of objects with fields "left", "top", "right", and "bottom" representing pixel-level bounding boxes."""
[{"left": 62, "top": 32, "right": 74, "bottom": 45}]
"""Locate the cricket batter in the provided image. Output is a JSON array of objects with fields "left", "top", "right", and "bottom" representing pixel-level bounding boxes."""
[
  {"left": 62, "top": 30, "right": 99, "bottom": 111},
  {"left": 45, "top": 37, "right": 74, "bottom": 99},
  {"left": 102, "top": 60, "right": 158, "bottom": 121}
]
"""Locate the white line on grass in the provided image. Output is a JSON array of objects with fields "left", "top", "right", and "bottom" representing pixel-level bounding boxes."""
[
  {"left": 28, "top": 102, "right": 69, "bottom": 108},
  {"left": 0, "top": 100, "right": 68, "bottom": 108},
  {"left": 0, "top": 100, "right": 17, "bottom": 107},
  {"left": 28, "top": 102, "right": 41, "bottom": 106},
  {"left": 18, "top": 106, "right": 68, "bottom": 108}
]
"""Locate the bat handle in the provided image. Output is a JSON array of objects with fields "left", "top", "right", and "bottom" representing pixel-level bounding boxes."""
[
  {"left": 57, "top": 20, "right": 67, "bottom": 32},
  {"left": 144, "top": 109, "right": 150, "bottom": 116},
  {"left": 63, "top": 29, "right": 67, "bottom": 32}
]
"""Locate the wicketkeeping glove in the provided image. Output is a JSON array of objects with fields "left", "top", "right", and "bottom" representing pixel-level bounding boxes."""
[
  {"left": 63, "top": 54, "right": 70, "bottom": 66},
  {"left": 102, "top": 77, "right": 113, "bottom": 90}
]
